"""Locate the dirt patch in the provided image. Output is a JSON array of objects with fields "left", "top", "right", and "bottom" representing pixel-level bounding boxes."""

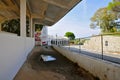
[{"left": 14, "top": 46, "right": 96, "bottom": 80}]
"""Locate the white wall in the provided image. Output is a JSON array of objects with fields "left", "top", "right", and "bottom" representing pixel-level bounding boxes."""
[
  {"left": 0, "top": 33, "right": 35, "bottom": 80},
  {"left": 82, "top": 36, "right": 120, "bottom": 53},
  {"left": 53, "top": 46, "right": 120, "bottom": 80}
]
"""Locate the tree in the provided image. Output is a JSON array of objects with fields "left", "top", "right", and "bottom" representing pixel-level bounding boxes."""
[
  {"left": 2, "top": 19, "right": 20, "bottom": 35},
  {"left": 107, "top": 1, "right": 120, "bottom": 12},
  {"left": 1, "top": 18, "right": 31, "bottom": 36},
  {"left": 64, "top": 32, "right": 75, "bottom": 40},
  {"left": 90, "top": 7, "right": 118, "bottom": 33}
]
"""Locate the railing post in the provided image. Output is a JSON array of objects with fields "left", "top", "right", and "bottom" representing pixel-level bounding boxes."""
[
  {"left": 101, "top": 35, "right": 103, "bottom": 59},
  {"left": 79, "top": 38, "right": 81, "bottom": 53}
]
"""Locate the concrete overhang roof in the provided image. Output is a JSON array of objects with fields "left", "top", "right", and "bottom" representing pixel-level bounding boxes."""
[{"left": 0, "top": 0, "right": 81, "bottom": 26}]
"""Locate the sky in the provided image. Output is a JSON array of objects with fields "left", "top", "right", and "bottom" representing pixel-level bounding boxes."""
[{"left": 48, "top": 0, "right": 112, "bottom": 38}]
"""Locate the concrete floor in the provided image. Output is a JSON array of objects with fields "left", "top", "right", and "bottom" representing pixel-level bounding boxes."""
[{"left": 14, "top": 46, "right": 96, "bottom": 80}]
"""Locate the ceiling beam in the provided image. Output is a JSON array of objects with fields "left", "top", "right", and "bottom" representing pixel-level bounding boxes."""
[
  {"left": 0, "top": 0, "right": 20, "bottom": 17},
  {"left": 8, "top": 0, "right": 20, "bottom": 16},
  {"left": 0, "top": 0, "right": 9, "bottom": 6},
  {"left": 0, "top": 0, "right": 19, "bottom": 22},
  {"left": 0, "top": 11, "right": 10, "bottom": 19},
  {"left": 31, "top": 14, "right": 44, "bottom": 19},
  {"left": 34, "top": 22, "right": 46, "bottom": 26},
  {"left": 45, "top": 17, "right": 54, "bottom": 22},
  {"left": 43, "top": 0, "right": 69, "bottom": 9},
  {"left": 5, "top": 0, "right": 14, "bottom": 6},
  {"left": 0, "top": 5, "right": 18, "bottom": 11},
  {"left": 0, "top": 18, "right": 5, "bottom": 22},
  {"left": 0, "top": 14, "right": 6, "bottom": 19},
  {"left": 41, "top": 3, "right": 48, "bottom": 18},
  {"left": 31, "top": 13, "right": 54, "bottom": 22},
  {"left": 31, "top": 3, "right": 48, "bottom": 21}
]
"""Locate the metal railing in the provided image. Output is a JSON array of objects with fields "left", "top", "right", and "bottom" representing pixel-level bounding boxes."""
[{"left": 63, "top": 33, "right": 120, "bottom": 64}]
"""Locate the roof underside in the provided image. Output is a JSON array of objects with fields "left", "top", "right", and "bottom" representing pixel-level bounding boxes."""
[{"left": 0, "top": 0, "right": 81, "bottom": 26}]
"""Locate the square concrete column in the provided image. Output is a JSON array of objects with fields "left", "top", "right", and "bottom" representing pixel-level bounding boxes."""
[
  {"left": 20, "top": 0, "right": 26, "bottom": 37},
  {"left": 30, "top": 17, "right": 33, "bottom": 37},
  {"left": 32, "top": 23, "right": 35, "bottom": 37}
]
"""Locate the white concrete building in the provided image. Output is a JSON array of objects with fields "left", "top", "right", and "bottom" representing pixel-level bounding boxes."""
[
  {"left": 0, "top": 0, "right": 81, "bottom": 80},
  {"left": 48, "top": 35, "right": 69, "bottom": 46}
]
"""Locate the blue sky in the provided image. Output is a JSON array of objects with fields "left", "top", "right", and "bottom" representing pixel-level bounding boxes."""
[{"left": 48, "top": 0, "right": 112, "bottom": 38}]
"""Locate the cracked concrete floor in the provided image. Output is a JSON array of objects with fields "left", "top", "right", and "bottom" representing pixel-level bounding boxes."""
[{"left": 14, "top": 46, "right": 96, "bottom": 80}]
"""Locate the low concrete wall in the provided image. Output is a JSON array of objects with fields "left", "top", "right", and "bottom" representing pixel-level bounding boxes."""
[
  {"left": 53, "top": 46, "right": 120, "bottom": 80},
  {"left": 82, "top": 35, "right": 120, "bottom": 53},
  {"left": 0, "top": 33, "right": 35, "bottom": 80}
]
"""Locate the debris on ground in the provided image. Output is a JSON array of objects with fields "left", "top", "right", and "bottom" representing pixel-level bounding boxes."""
[{"left": 14, "top": 46, "right": 96, "bottom": 80}]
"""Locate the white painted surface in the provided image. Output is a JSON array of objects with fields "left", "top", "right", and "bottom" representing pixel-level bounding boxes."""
[
  {"left": 30, "top": 17, "right": 33, "bottom": 37},
  {"left": 82, "top": 36, "right": 120, "bottom": 53},
  {"left": 53, "top": 46, "right": 120, "bottom": 80},
  {"left": 20, "top": 0, "right": 26, "bottom": 37},
  {"left": 41, "top": 26, "right": 48, "bottom": 44},
  {"left": 0, "top": 31, "right": 17, "bottom": 36},
  {"left": 0, "top": 33, "right": 35, "bottom": 80}
]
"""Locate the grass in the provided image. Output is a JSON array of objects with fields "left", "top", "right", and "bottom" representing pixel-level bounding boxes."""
[{"left": 101, "top": 32, "right": 120, "bottom": 37}]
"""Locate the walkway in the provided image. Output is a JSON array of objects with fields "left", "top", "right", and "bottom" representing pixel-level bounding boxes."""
[{"left": 14, "top": 46, "right": 96, "bottom": 80}]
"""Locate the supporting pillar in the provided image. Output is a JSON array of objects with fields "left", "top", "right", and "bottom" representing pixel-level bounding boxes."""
[
  {"left": 30, "top": 17, "right": 33, "bottom": 37},
  {"left": 32, "top": 23, "right": 35, "bottom": 37},
  {"left": 20, "top": 0, "right": 26, "bottom": 37},
  {"left": 33, "top": 24, "right": 35, "bottom": 38}
]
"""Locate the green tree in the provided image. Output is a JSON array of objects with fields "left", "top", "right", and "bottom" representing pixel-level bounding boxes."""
[
  {"left": 107, "top": 1, "right": 120, "bottom": 12},
  {"left": 90, "top": 7, "right": 117, "bottom": 33},
  {"left": 1, "top": 18, "right": 31, "bottom": 36},
  {"left": 2, "top": 19, "right": 20, "bottom": 35},
  {"left": 74, "top": 39, "right": 86, "bottom": 45},
  {"left": 64, "top": 32, "right": 75, "bottom": 40}
]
